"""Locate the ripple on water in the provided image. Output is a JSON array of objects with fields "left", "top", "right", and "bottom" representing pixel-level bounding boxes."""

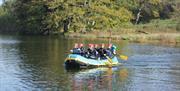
[{"left": 0, "top": 36, "right": 180, "bottom": 91}]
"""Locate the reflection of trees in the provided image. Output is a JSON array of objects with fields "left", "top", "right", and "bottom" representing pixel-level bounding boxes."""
[
  {"left": 16, "top": 36, "right": 77, "bottom": 89},
  {"left": 119, "top": 69, "right": 129, "bottom": 81},
  {"left": 69, "top": 67, "right": 129, "bottom": 91},
  {"left": 15, "top": 36, "right": 129, "bottom": 90}
]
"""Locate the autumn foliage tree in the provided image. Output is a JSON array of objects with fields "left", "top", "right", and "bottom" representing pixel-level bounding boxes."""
[
  {"left": 12, "top": 0, "right": 133, "bottom": 34},
  {"left": 0, "top": 0, "right": 179, "bottom": 34}
]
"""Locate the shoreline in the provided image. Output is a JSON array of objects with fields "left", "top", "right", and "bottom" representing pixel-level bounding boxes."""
[
  {"left": 64, "top": 32, "right": 180, "bottom": 45},
  {"left": 0, "top": 30, "right": 179, "bottom": 46}
]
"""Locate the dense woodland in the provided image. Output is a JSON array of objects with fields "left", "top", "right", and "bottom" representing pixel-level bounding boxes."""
[{"left": 0, "top": 0, "right": 180, "bottom": 35}]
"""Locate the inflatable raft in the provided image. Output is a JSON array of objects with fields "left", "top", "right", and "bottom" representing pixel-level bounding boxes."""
[{"left": 64, "top": 54, "right": 120, "bottom": 68}]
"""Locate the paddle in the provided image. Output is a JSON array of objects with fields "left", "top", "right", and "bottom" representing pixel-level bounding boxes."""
[
  {"left": 104, "top": 54, "right": 113, "bottom": 67},
  {"left": 119, "top": 55, "right": 128, "bottom": 61}
]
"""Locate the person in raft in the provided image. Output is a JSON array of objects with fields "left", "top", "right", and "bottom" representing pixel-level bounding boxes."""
[
  {"left": 94, "top": 44, "right": 100, "bottom": 59},
  {"left": 111, "top": 44, "right": 117, "bottom": 55},
  {"left": 71, "top": 43, "right": 117, "bottom": 59},
  {"left": 97, "top": 43, "right": 107, "bottom": 59},
  {"left": 87, "top": 44, "right": 97, "bottom": 59},
  {"left": 105, "top": 44, "right": 113, "bottom": 58},
  {"left": 71, "top": 43, "right": 81, "bottom": 54},
  {"left": 79, "top": 43, "right": 85, "bottom": 56}
]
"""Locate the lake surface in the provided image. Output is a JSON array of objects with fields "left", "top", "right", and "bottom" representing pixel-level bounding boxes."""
[{"left": 0, "top": 35, "right": 180, "bottom": 91}]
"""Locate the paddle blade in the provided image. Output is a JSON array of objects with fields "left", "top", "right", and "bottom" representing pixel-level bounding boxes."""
[
  {"left": 107, "top": 57, "right": 113, "bottom": 63},
  {"left": 104, "top": 61, "right": 112, "bottom": 68},
  {"left": 104, "top": 54, "right": 113, "bottom": 67},
  {"left": 120, "top": 55, "right": 128, "bottom": 60}
]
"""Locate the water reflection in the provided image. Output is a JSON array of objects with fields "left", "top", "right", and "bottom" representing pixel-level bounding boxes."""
[
  {"left": 66, "top": 67, "right": 129, "bottom": 91},
  {"left": 0, "top": 35, "right": 180, "bottom": 91}
]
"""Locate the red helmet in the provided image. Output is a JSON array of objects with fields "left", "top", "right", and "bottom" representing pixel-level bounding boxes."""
[
  {"left": 88, "top": 44, "right": 92, "bottom": 47},
  {"left": 90, "top": 44, "right": 94, "bottom": 48},
  {"left": 88, "top": 44, "right": 94, "bottom": 48},
  {"left": 108, "top": 44, "right": 112, "bottom": 48},
  {"left": 79, "top": 43, "right": 84, "bottom": 47}
]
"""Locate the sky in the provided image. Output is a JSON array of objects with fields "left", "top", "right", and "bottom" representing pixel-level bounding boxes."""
[{"left": 0, "top": 0, "right": 3, "bottom": 5}]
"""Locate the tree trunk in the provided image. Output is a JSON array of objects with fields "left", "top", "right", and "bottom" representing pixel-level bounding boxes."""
[
  {"left": 108, "top": 30, "right": 112, "bottom": 44},
  {"left": 63, "top": 18, "right": 71, "bottom": 34},
  {"left": 63, "top": 17, "right": 73, "bottom": 34},
  {"left": 135, "top": 9, "right": 142, "bottom": 24},
  {"left": 63, "top": 21, "right": 69, "bottom": 34}
]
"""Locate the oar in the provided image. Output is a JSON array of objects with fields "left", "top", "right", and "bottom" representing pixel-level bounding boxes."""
[
  {"left": 119, "top": 55, "right": 128, "bottom": 61},
  {"left": 104, "top": 54, "right": 113, "bottom": 67}
]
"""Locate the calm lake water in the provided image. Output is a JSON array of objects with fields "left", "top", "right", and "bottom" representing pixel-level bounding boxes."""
[{"left": 0, "top": 35, "right": 180, "bottom": 91}]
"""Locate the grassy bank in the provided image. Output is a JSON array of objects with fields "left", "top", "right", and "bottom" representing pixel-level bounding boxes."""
[
  {"left": 115, "top": 19, "right": 180, "bottom": 44},
  {"left": 64, "top": 19, "right": 180, "bottom": 44},
  {"left": 64, "top": 32, "right": 180, "bottom": 43}
]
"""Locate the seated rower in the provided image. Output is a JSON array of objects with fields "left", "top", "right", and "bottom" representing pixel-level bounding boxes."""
[
  {"left": 79, "top": 43, "right": 85, "bottom": 56},
  {"left": 94, "top": 44, "right": 100, "bottom": 59},
  {"left": 87, "top": 44, "right": 96, "bottom": 59},
  {"left": 111, "top": 45, "right": 117, "bottom": 55},
  {"left": 98, "top": 43, "right": 107, "bottom": 59},
  {"left": 105, "top": 44, "right": 113, "bottom": 58},
  {"left": 71, "top": 43, "right": 81, "bottom": 54},
  {"left": 91, "top": 44, "right": 99, "bottom": 59}
]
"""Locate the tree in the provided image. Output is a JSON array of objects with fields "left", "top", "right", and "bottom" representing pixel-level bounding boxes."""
[
  {"left": 13, "top": 0, "right": 47, "bottom": 34},
  {"left": 12, "top": 0, "right": 133, "bottom": 34},
  {"left": 0, "top": 0, "right": 17, "bottom": 33},
  {"left": 11, "top": 0, "right": 179, "bottom": 34}
]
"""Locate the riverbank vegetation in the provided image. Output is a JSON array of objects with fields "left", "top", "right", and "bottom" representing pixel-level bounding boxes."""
[
  {"left": 0, "top": 0, "right": 17, "bottom": 33},
  {"left": 0, "top": 0, "right": 180, "bottom": 38}
]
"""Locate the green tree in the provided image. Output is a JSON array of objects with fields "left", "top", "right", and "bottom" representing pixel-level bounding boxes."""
[
  {"left": 9, "top": 0, "right": 180, "bottom": 34},
  {"left": 0, "top": 0, "right": 17, "bottom": 33},
  {"left": 13, "top": 0, "right": 133, "bottom": 34},
  {"left": 13, "top": 0, "right": 47, "bottom": 34}
]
